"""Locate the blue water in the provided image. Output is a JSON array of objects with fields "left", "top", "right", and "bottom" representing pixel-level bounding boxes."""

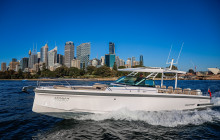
[{"left": 0, "top": 80, "right": 220, "bottom": 139}]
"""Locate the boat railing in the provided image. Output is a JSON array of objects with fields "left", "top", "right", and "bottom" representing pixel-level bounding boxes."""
[{"left": 37, "top": 80, "right": 71, "bottom": 88}]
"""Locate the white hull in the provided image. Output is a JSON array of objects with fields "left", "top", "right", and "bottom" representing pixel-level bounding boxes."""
[{"left": 33, "top": 86, "right": 212, "bottom": 117}]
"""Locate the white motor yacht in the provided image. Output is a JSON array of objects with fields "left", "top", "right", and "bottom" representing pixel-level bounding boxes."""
[{"left": 32, "top": 60, "right": 212, "bottom": 118}]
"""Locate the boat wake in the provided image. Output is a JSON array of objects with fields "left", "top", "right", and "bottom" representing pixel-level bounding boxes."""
[{"left": 71, "top": 95, "right": 220, "bottom": 127}]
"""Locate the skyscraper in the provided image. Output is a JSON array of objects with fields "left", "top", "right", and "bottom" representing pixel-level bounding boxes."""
[
  {"left": 132, "top": 57, "right": 136, "bottom": 66},
  {"left": 28, "top": 53, "right": 38, "bottom": 69},
  {"left": 64, "top": 41, "right": 74, "bottom": 68},
  {"left": 77, "top": 43, "right": 90, "bottom": 69},
  {"left": 20, "top": 57, "right": 29, "bottom": 71},
  {"left": 9, "top": 61, "right": 19, "bottom": 71},
  {"left": 125, "top": 58, "right": 131, "bottom": 68},
  {"left": 48, "top": 47, "right": 57, "bottom": 68},
  {"left": 100, "top": 56, "right": 105, "bottom": 66},
  {"left": 105, "top": 54, "right": 115, "bottom": 68},
  {"left": 12, "top": 58, "right": 17, "bottom": 62},
  {"left": 71, "top": 59, "right": 80, "bottom": 69},
  {"left": 57, "top": 54, "right": 64, "bottom": 65},
  {"left": 109, "top": 42, "right": 115, "bottom": 54},
  {"left": 140, "top": 55, "right": 144, "bottom": 66},
  {"left": 115, "top": 56, "right": 120, "bottom": 67},
  {"left": 1, "top": 62, "right": 6, "bottom": 72},
  {"left": 40, "top": 43, "right": 49, "bottom": 67}
]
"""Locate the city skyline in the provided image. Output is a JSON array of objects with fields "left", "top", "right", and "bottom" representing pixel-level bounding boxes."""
[{"left": 0, "top": 0, "right": 220, "bottom": 71}]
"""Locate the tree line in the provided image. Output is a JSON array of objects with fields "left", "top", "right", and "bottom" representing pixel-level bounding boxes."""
[{"left": 0, "top": 63, "right": 129, "bottom": 79}]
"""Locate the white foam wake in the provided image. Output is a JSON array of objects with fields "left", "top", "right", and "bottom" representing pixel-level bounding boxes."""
[{"left": 72, "top": 96, "right": 220, "bottom": 127}]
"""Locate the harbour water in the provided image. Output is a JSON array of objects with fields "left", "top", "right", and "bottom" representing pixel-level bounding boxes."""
[{"left": 0, "top": 80, "right": 220, "bottom": 139}]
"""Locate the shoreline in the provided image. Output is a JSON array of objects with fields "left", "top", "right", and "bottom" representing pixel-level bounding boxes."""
[{"left": 0, "top": 78, "right": 220, "bottom": 81}]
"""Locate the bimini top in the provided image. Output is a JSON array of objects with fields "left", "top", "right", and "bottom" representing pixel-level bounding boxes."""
[{"left": 118, "top": 67, "right": 186, "bottom": 74}]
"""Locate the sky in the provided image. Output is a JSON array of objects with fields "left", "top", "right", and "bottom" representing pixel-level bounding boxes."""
[{"left": 0, "top": 0, "right": 219, "bottom": 71}]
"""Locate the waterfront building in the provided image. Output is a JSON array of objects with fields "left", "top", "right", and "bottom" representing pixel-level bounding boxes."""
[
  {"left": 132, "top": 57, "right": 136, "bottom": 66},
  {"left": 28, "top": 50, "right": 38, "bottom": 69},
  {"left": 15, "top": 64, "right": 20, "bottom": 72},
  {"left": 57, "top": 54, "right": 64, "bottom": 65},
  {"left": 119, "top": 59, "right": 125, "bottom": 66},
  {"left": 64, "top": 41, "right": 74, "bottom": 68},
  {"left": 109, "top": 42, "right": 115, "bottom": 54},
  {"left": 140, "top": 55, "right": 144, "bottom": 66},
  {"left": 1, "top": 62, "right": 6, "bottom": 72},
  {"left": 9, "top": 61, "right": 19, "bottom": 71},
  {"left": 37, "top": 52, "right": 41, "bottom": 63},
  {"left": 71, "top": 59, "right": 81, "bottom": 69},
  {"left": 115, "top": 56, "right": 120, "bottom": 67},
  {"left": 100, "top": 56, "right": 105, "bottom": 66},
  {"left": 208, "top": 68, "right": 220, "bottom": 75},
  {"left": 77, "top": 43, "right": 90, "bottom": 69},
  {"left": 126, "top": 58, "right": 131, "bottom": 68},
  {"left": 20, "top": 57, "right": 29, "bottom": 71},
  {"left": 40, "top": 44, "right": 49, "bottom": 67},
  {"left": 91, "top": 58, "right": 100, "bottom": 67},
  {"left": 105, "top": 54, "right": 115, "bottom": 68},
  {"left": 48, "top": 47, "right": 57, "bottom": 68}
]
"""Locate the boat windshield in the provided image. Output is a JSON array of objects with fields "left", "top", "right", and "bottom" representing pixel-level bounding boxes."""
[{"left": 115, "top": 76, "right": 155, "bottom": 87}]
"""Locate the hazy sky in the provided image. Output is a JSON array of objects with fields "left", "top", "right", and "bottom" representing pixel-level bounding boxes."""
[{"left": 0, "top": 0, "right": 219, "bottom": 71}]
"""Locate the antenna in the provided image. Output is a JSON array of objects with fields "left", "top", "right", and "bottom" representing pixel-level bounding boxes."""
[
  {"left": 166, "top": 44, "right": 173, "bottom": 64},
  {"left": 175, "top": 42, "right": 184, "bottom": 64}
]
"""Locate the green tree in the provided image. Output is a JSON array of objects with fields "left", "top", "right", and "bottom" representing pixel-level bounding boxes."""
[
  {"left": 113, "top": 62, "right": 118, "bottom": 71},
  {"left": 80, "top": 63, "right": 86, "bottom": 76},
  {"left": 86, "top": 66, "right": 97, "bottom": 75},
  {"left": 118, "top": 66, "right": 126, "bottom": 69},
  {"left": 69, "top": 67, "right": 80, "bottom": 78},
  {"left": 17, "top": 69, "right": 24, "bottom": 79},
  {"left": 95, "top": 66, "right": 112, "bottom": 77},
  {"left": 54, "top": 66, "right": 69, "bottom": 77}
]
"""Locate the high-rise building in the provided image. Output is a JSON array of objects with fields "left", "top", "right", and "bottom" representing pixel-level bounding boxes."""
[
  {"left": 105, "top": 54, "right": 115, "bottom": 68},
  {"left": 1, "top": 62, "right": 6, "bottom": 72},
  {"left": 37, "top": 52, "right": 41, "bottom": 63},
  {"left": 48, "top": 47, "right": 57, "bottom": 68},
  {"left": 71, "top": 59, "right": 80, "bottom": 69},
  {"left": 64, "top": 41, "right": 74, "bottom": 68},
  {"left": 140, "top": 55, "right": 144, "bottom": 66},
  {"left": 40, "top": 43, "right": 49, "bottom": 67},
  {"left": 119, "top": 59, "right": 125, "bottom": 66},
  {"left": 109, "top": 42, "right": 115, "bottom": 54},
  {"left": 132, "top": 57, "right": 136, "bottom": 66},
  {"left": 125, "top": 58, "right": 131, "bottom": 68},
  {"left": 115, "top": 56, "right": 120, "bottom": 67},
  {"left": 57, "top": 54, "right": 64, "bottom": 65},
  {"left": 20, "top": 57, "right": 29, "bottom": 71},
  {"left": 28, "top": 54, "right": 38, "bottom": 69},
  {"left": 77, "top": 43, "right": 90, "bottom": 69},
  {"left": 9, "top": 61, "right": 19, "bottom": 71},
  {"left": 12, "top": 58, "right": 17, "bottom": 62},
  {"left": 100, "top": 56, "right": 105, "bottom": 66}
]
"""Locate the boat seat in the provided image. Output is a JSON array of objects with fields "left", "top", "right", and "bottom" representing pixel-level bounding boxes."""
[
  {"left": 93, "top": 84, "right": 108, "bottom": 90},
  {"left": 53, "top": 85, "right": 73, "bottom": 90},
  {"left": 158, "top": 85, "right": 166, "bottom": 93},
  {"left": 191, "top": 90, "right": 197, "bottom": 95},
  {"left": 183, "top": 88, "right": 191, "bottom": 95},
  {"left": 73, "top": 87, "right": 97, "bottom": 90},
  {"left": 174, "top": 88, "right": 182, "bottom": 94},
  {"left": 166, "top": 86, "right": 173, "bottom": 94}
]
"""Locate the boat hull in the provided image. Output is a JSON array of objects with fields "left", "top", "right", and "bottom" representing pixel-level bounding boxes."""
[{"left": 32, "top": 88, "right": 212, "bottom": 118}]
